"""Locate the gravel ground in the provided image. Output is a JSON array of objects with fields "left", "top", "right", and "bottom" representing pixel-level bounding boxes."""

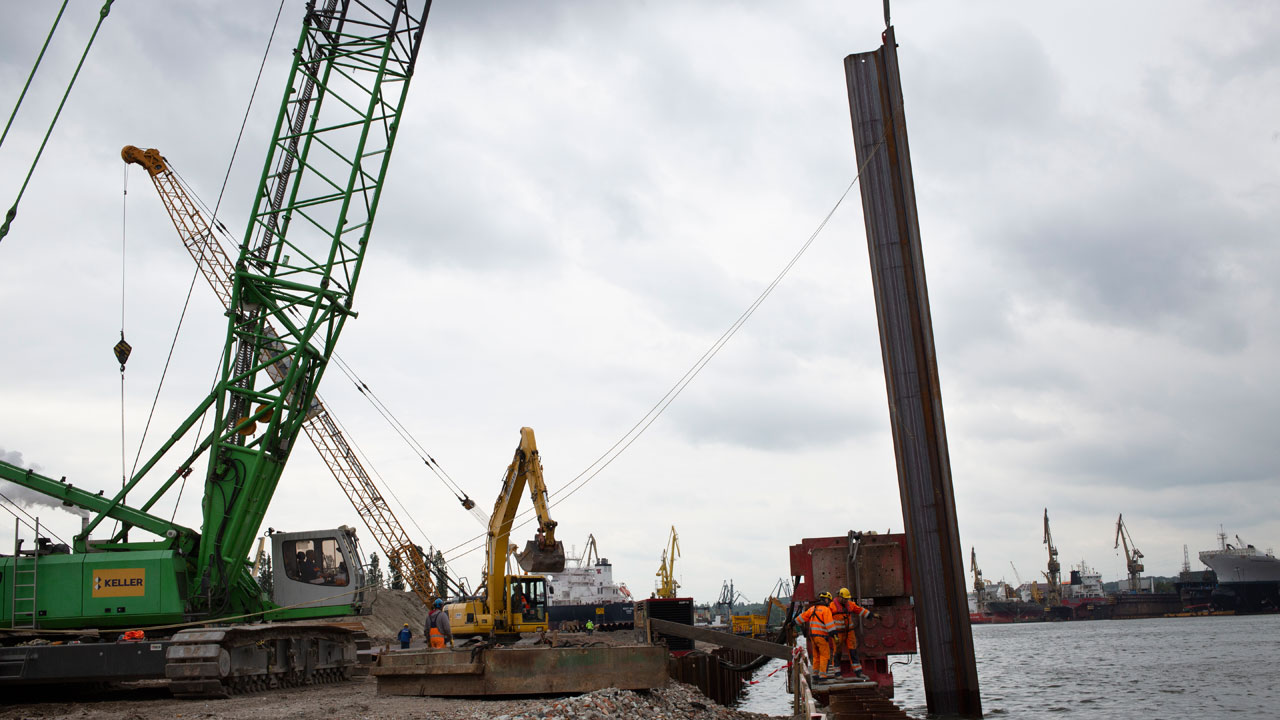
[{"left": 0, "top": 676, "right": 786, "bottom": 720}]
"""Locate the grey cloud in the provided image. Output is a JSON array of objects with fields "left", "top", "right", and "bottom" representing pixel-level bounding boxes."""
[{"left": 667, "top": 366, "right": 881, "bottom": 450}]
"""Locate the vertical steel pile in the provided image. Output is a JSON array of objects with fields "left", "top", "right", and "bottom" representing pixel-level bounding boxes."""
[{"left": 842, "top": 25, "right": 982, "bottom": 718}]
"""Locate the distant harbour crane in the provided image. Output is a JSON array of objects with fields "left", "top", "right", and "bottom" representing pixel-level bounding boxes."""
[
  {"left": 1043, "top": 509, "right": 1062, "bottom": 606},
  {"left": 655, "top": 526, "right": 681, "bottom": 598},
  {"left": 1114, "top": 514, "right": 1145, "bottom": 592},
  {"left": 971, "top": 548, "right": 985, "bottom": 612}
]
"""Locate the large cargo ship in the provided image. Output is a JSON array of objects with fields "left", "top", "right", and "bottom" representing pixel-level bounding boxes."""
[
  {"left": 543, "top": 535, "right": 635, "bottom": 630},
  {"left": 1054, "top": 562, "right": 1113, "bottom": 620},
  {"left": 1199, "top": 529, "right": 1280, "bottom": 613}
]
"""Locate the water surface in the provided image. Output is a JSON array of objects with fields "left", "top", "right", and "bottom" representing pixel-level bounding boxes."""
[{"left": 740, "top": 614, "right": 1280, "bottom": 718}]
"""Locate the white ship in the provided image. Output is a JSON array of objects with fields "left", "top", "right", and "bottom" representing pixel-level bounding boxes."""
[
  {"left": 1199, "top": 529, "right": 1280, "bottom": 583},
  {"left": 1199, "top": 528, "right": 1280, "bottom": 613},
  {"left": 543, "top": 535, "right": 635, "bottom": 629}
]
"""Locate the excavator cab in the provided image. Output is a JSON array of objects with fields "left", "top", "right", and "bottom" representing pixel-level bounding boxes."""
[{"left": 270, "top": 526, "right": 367, "bottom": 615}]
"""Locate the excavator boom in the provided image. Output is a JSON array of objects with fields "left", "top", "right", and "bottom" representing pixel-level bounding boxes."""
[
  {"left": 502, "top": 428, "right": 566, "bottom": 574},
  {"left": 447, "top": 428, "right": 562, "bottom": 638}
]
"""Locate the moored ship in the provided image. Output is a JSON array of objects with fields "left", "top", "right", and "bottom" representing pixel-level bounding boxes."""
[
  {"left": 1200, "top": 529, "right": 1280, "bottom": 613},
  {"left": 1055, "top": 562, "right": 1113, "bottom": 620},
  {"left": 543, "top": 535, "right": 635, "bottom": 630}
]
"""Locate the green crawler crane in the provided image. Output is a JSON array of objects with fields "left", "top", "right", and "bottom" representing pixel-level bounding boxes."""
[{"left": 0, "top": 0, "right": 432, "bottom": 696}]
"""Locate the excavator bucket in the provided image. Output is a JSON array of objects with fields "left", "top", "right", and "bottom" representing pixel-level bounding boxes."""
[{"left": 517, "top": 540, "right": 566, "bottom": 573}]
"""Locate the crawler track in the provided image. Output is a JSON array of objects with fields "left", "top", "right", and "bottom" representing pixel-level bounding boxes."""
[{"left": 165, "top": 623, "right": 363, "bottom": 698}]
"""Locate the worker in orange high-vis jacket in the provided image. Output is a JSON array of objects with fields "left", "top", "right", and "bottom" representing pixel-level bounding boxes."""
[
  {"left": 829, "top": 587, "right": 880, "bottom": 678},
  {"left": 796, "top": 591, "right": 838, "bottom": 677}
]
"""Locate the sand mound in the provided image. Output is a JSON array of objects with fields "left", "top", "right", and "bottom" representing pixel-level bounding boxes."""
[{"left": 361, "top": 588, "right": 428, "bottom": 640}]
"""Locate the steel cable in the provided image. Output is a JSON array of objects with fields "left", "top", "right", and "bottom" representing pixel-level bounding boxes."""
[
  {"left": 440, "top": 155, "right": 881, "bottom": 566},
  {"left": 1, "top": 0, "right": 115, "bottom": 242}
]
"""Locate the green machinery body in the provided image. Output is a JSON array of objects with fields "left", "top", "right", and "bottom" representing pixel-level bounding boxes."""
[
  {"left": 0, "top": 551, "right": 186, "bottom": 629},
  {"left": 0, "top": 0, "right": 432, "bottom": 635}
]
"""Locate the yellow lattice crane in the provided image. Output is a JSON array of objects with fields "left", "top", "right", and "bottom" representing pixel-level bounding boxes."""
[
  {"left": 121, "top": 145, "right": 464, "bottom": 607},
  {"left": 655, "top": 526, "right": 681, "bottom": 598}
]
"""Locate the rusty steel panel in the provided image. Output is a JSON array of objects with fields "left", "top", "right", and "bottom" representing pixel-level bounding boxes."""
[
  {"left": 810, "top": 542, "right": 905, "bottom": 600},
  {"left": 859, "top": 604, "right": 917, "bottom": 656},
  {"left": 811, "top": 546, "right": 850, "bottom": 596},
  {"left": 789, "top": 536, "right": 848, "bottom": 602},
  {"left": 844, "top": 25, "right": 981, "bottom": 718},
  {"left": 374, "top": 645, "right": 668, "bottom": 696},
  {"left": 855, "top": 538, "right": 907, "bottom": 598}
]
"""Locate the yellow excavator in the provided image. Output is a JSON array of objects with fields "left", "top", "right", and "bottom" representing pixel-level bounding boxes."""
[{"left": 446, "top": 428, "right": 566, "bottom": 638}]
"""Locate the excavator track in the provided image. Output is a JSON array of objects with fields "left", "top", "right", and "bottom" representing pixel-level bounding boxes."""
[{"left": 165, "top": 623, "right": 362, "bottom": 698}]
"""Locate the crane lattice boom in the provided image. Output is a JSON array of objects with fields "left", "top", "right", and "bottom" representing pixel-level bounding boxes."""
[{"left": 122, "top": 144, "right": 444, "bottom": 606}]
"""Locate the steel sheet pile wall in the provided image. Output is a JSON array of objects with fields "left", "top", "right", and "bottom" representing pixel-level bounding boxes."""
[
  {"left": 843, "top": 26, "right": 981, "bottom": 718},
  {"left": 667, "top": 647, "right": 758, "bottom": 707}
]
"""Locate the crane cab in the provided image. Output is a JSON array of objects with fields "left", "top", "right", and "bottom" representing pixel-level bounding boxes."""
[
  {"left": 269, "top": 527, "right": 367, "bottom": 619},
  {"left": 446, "top": 574, "right": 549, "bottom": 639}
]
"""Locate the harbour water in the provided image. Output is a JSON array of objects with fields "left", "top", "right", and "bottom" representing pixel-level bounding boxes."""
[{"left": 740, "top": 614, "right": 1280, "bottom": 718}]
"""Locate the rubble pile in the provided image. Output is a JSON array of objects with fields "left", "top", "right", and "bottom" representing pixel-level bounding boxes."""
[{"left": 453, "top": 683, "right": 778, "bottom": 720}]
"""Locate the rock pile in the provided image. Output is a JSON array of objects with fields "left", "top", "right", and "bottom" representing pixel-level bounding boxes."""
[{"left": 449, "top": 683, "right": 779, "bottom": 720}]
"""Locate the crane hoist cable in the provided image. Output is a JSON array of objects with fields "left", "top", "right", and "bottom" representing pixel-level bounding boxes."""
[
  {"left": 209, "top": 0, "right": 287, "bottom": 222},
  {"left": 116, "top": 158, "right": 130, "bottom": 538},
  {"left": 183, "top": 156, "right": 479, "bottom": 515},
  {"left": 171, "top": 352, "right": 223, "bottom": 524},
  {"left": 326, "top": 401, "right": 471, "bottom": 583},
  {"left": 149, "top": 0, "right": 284, "bottom": 526},
  {"left": 122, "top": 152, "right": 210, "bottom": 487},
  {"left": 1, "top": 0, "right": 114, "bottom": 243},
  {"left": 440, "top": 152, "right": 881, "bottom": 566},
  {"left": 170, "top": 156, "right": 480, "bottom": 526},
  {"left": 328, "top": 353, "right": 478, "bottom": 512},
  {"left": 126, "top": 264, "right": 204, "bottom": 481},
  {"left": 160, "top": 157, "right": 479, "bottom": 598}
]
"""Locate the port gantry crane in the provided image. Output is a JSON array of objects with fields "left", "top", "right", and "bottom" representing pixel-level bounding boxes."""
[
  {"left": 0, "top": 0, "right": 432, "bottom": 695},
  {"left": 655, "top": 526, "right": 681, "bottom": 598},
  {"left": 971, "top": 548, "right": 985, "bottom": 613},
  {"left": 1043, "top": 509, "right": 1062, "bottom": 606},
  {"left": 121, "top": 144, "right": 462, "bottom": 607},
  {"left": 1114, "top": 513, "right": 1145, "bottom": 592},
  {"left": 715, "top": 579, "right": 746, "bottom": 618}
]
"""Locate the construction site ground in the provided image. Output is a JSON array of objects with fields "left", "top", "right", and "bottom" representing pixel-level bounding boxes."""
[
  {"left": 2, "top": 592, "right": 783, "bottom": 718},
  {"left": 1, "top": 675, "right": 781, "bottom": 720}
]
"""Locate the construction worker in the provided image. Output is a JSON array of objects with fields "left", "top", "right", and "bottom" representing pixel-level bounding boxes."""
[
  {"left": 427, "top": 598, "right": 453, "bottom": 649},
  {"left": 829, "top": 587, "right": 880, "bottom": 677},
  {"left": 397, "top": 623, "right": 412, "bottom": 649},
  {"left": 796, "top": 591, "right": 837, "bottom": 677}
]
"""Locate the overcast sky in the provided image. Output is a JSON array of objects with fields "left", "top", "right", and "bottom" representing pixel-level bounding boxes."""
[{"left": 1, "top": 1, "right": 1277, "bottom": 605}]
